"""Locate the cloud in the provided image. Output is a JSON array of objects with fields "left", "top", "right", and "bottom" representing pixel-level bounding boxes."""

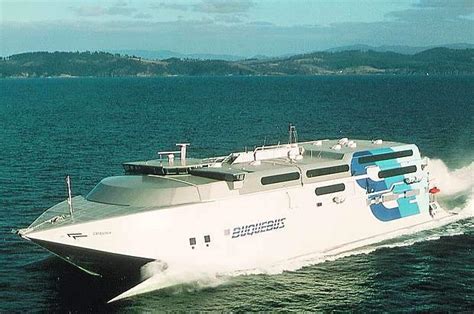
[
  {"left": 414, "top": 0, "right": 474, "bottom": 9},
  {"left": 214, "top": 15, "right": 243, "bottom": 24},
  {"left": 72, "top": 5, "right": 107, "bottom": 17},
  {"left": 194, "top": 0, "right": 254, "bottom": 14},
  {"left": 106, "top": 6, "right": 137, "bottom": 16},
  {"left": 134, "top": 13, "right": 153, "bottom": 19},
  {"left": 115, "top": 0, "right": 129, "bottom": 7},
  {"left": 157, "top": 3, "right": 191, "bottom": 11},
  {"left": 2, "top": 0, "right": 473, "bottom": 57},
  {"left": 157, "top": 0, "right": 254, "bottom": 14},
  {"left": 388, "top": 0, "right": 474, "bottom": 22},
  {"left": 247, "top": 21, "right": 274, "bottom": 26},
  {"left": 72, "top": 4, "right": 137, "bottom": 17},
  {"left": 2, "top": 16, "right": 472, "bottom": 58}
]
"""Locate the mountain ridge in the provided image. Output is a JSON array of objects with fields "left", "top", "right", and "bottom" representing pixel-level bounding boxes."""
[
  {"left": 109, "top": 43, "right": 474, "bottom": 61},
  {"left": 1, "top": 47, "right": 473, "bottom": 78},
  {"left": 325, "top": 43, "right": 474, "bottom": 55}
]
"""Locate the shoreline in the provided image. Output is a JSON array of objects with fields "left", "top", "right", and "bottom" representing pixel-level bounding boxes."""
[{"left": 2, "top": 73, "right": 474, "bottom": 79}]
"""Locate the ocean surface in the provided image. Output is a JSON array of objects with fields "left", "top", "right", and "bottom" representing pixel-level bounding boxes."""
[{"left": 0, "top": 76, "right": 473, "bottom": 312}]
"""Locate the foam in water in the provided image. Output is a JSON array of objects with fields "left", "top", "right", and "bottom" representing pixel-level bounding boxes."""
[
  {"left": 428, "top": 159, "right": 473, "bottom": 216},
  {"left": 428, "top": 159, "right": 473, "bottom": 198},
  {"left": 108, "top": 262, "right": 229, "bottom": 302},
  {"left": 111, "top": 159, "right": 473, "bottom": 302}
]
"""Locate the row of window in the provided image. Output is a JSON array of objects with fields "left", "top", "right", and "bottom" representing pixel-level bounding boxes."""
[
  {"left": 261, "top": 165, "right": 350, "bottom": 185},
  {"left": 261, "top": 167, "right": 417, "bottom": 199},
  {"left": 314, "top": 165, "right": 417, "bottom": 196},
  {"left": 259, "top": 150, "right": 415, "bottom": 186}
]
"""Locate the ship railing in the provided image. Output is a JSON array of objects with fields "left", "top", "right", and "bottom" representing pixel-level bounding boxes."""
[
  {"left": 253, "top": 142, "right": 295, "bottom": 152},
  {"left": 157, "top": 143, "right": 190, "bottom": 165},
  {"left": 253, "top": 139, "right": 329, "bottom": 152},
  {"left": 157, "top": 150, "right": 181, "bottom": 159}
]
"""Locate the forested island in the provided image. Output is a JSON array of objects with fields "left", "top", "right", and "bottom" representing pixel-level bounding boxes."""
[{"left": 1, "top": 48, "right": 473, "bottom": 78}]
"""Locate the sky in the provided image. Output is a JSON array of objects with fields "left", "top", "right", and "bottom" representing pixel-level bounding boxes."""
[{"left": 0, "top": 0, "right": 473, "bottom": 57}]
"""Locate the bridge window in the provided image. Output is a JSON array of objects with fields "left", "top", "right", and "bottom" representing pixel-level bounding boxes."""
[
  {"left": 315, "top": 183, "right": 345, "bottom": 196},
  {"left": 261, "top": 172, "right": 300, "bottom": 185},
  {"left": 306, "top": 164, "right": 349, "bottom": 178},
  {"left": 359, "top": 150, "right": 413, "bottom": 164},
  {"left": 378, "top": 165, "right": 417, "bottom": 178}
]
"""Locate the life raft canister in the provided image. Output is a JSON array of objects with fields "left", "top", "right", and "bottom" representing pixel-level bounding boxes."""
[{"left": 429, "top": 186, "right": 441, "bottom": 194}]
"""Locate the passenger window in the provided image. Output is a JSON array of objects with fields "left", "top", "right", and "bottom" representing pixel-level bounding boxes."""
[
  {"left": 359, "top": 150, "right": 413, "bottom": 164},
  {"left": 378, "top": 165, "right": 417, "bottom": 178},
  {"left": 306, "top": 164, "right": 349, "bottom": 178},
  {"left": 315, "top": 183, "right": 345, "bottom": 196},
  {"left": 261, "top": 172, "right": 300, "bottom": 185}
]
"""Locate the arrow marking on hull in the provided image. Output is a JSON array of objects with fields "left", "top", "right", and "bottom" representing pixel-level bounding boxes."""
[{"left": 67, "top": 233, "right": 88, "bottom": 240}]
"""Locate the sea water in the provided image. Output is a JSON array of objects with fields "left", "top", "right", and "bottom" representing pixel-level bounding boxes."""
[{"left": 0, "top": 76, "right": 472, "bottom": 311}]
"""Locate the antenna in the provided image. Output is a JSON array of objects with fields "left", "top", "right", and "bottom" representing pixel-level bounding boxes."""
[
  {"left": 176, "top": 143, "right": 190, "bottom": 166},
  {"left": 288, "top": 123, "right": 298, "bottom": 144},
  {"left": 65, "top": 175, "right": 74, "bottom": 218}
]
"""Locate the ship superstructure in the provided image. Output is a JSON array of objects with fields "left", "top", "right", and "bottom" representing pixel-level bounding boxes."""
[{"left": 18, "top": 126, "right": 447, "bottom": 301}]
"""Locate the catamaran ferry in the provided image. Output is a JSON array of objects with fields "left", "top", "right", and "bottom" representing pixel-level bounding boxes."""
[{"left": 18, "top": 125, "right": 448, "bottom": 302}]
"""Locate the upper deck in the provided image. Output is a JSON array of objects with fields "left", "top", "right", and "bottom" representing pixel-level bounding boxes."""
[
  {"left": 86, "top": 138, "right": 420, "bottom": 207},
  {"left": 123, "top": 138, "right": 410, "bottom": 180}
]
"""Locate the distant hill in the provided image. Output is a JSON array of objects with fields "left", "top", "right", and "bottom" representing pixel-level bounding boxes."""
[
  {"left": 245, "top": 47, "right": 474, "bottom": 75},
  {"left": 326, "top": 43, "right": 474, "bottom": 55},
  {"left": 108, "top": 44, "right": 474, "bottom": 61},
  {"left": 1, "top": 48, "right": 473, "bottom": 78},
  {"left": 109, "top": 49, "right": 246, "bottom": 61}
]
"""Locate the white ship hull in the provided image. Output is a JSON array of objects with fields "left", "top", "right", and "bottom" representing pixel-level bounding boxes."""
[
  {"left": 22, "top": 175, "right": 447, "bottom": 276},
  {"left": 19, "top": 135, "right": 451, "bottom": 301}
]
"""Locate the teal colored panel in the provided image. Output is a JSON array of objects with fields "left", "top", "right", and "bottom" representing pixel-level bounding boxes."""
[
  {"left": 370, "top": 148, "right": 393, "bottom": 155},
  {"left": 392, "top": 180, "right": 411, "bottom": 193},
  {"left": 397, "top": 197, "right": 420, "bottom": 217},
  {"left": 375, "top": 159, "right": 399, "bottom": 169}
]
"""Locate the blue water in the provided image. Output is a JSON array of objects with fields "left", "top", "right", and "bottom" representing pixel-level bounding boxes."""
[{"left": 1, "top": 76, "right": 473, "bottom": 311}]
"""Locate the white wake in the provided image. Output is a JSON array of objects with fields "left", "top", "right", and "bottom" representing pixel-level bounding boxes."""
[{"left": 428, "top": 159, "right": 473, "bottom": 198}]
